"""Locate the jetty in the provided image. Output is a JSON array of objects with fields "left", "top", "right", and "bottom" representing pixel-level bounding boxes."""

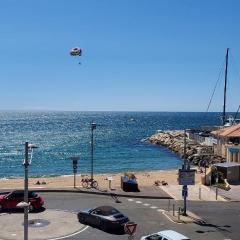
[{"left": 147, "top": 130, "right": 224, "bottom": 166}]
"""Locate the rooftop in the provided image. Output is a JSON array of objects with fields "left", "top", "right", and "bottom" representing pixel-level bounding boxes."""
[
  {"left": 214, "top": 162, "right": 240, "bottom": 168},
  {"left": 211, "top": 124, "right": 240, "bottom": 138}
]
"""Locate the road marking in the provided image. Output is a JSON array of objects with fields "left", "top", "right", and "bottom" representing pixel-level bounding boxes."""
[
  {"left": 48, "top": 226, "right": 89, "bottom": 240},
  {"left": 135, "top": 201, "right": 142, "bottom": 204},
  {"left": 128, "top": 199, "right": 134, "bottom": 202},
  {"left": 162, "top": 211, "right": 182, "bottom": 225},
  {"left": 143, "top": 203, "right": 150, "bottom": 206},
  {"left": 157, "top": 209, "right": 164, "bottom": 212},
  {"left": 150, "top": 206, "right": 157, "bottom": 209}
]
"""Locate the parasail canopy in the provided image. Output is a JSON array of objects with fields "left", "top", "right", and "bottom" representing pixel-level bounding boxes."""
[{"left": 70, "top": 47, "right": 82, "bottom": 56}]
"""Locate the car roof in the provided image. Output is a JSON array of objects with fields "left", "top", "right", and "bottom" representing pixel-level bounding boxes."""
[
  {"left": 11, "top": 190, "right": 35, "bottom": 194},
  {"left": 95, "top": 206, "right": 119, "bottom": 215},
  {"left": 158, "top": 230, "right": 190, "bottom": 240}
]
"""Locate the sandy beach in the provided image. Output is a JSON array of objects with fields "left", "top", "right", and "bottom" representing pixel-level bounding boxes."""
[{"left": 0, "top": 169, "right": 202, "bottom": 190}]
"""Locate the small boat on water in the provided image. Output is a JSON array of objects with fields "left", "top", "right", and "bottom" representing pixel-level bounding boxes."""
[{"left": 129, "top": 118, "right": 136, "bottom": 122}]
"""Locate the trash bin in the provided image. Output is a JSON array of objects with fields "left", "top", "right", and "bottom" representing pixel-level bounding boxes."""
[{"left": 121, "top": 176, "right": 139, "bottom": 192}]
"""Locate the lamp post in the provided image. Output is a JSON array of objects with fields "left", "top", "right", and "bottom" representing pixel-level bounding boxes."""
[
  {"left": 23, "top": 142, "right": 38, "bottom": 240},
  {"left": 183, "top": 129, "right": 188, "bottom": 216},
  {"left": 90, "top": 123, "right": 96, "bottom": 184}
]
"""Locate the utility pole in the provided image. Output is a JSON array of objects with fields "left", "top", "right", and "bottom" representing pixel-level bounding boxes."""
[
  {"left": 90, "top": 123, "right": 96, "bottom": 183},
  {"left": 223, "top": 48, "right": 229, "bottom": 125},
  {"left": 183, "top": 129, "right": 187, "bottom": 216},
  {"left": 24, "top": 142, "right": 29, "bottom": 240}
]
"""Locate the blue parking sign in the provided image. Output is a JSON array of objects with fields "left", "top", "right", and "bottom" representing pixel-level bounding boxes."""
[{"left": 182, "top": 186, "right": 188, "bottom": 198}]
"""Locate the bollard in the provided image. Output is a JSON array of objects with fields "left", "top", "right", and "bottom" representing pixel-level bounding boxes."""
[
  {"left": 172, "top": 204, "right": 175, "bottom": 216},
  {"left": 199, "top": 186, "right": 201, "bottom": 200},
  {"left": 178, "top": 207, "right": 180, "bottom": 221},
  {"left": 167, "top": 199, "right": 170, "bottom": 212},
  {"left": 107, "top": 176, "right": 113, "bottom": 190},
  {"left": 216, "top": 186, "right": 218, "bottom": 200}
]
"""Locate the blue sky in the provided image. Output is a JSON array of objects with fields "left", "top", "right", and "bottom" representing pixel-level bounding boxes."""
[{"left": 0, "top": 0, "right": 240, "bottom": 111}]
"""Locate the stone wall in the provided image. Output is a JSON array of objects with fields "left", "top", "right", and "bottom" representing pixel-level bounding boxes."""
[{"left": 147, "top": 130, "right": 225, "bottom": 166}]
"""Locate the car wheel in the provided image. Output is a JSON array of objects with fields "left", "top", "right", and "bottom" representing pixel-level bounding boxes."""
[
  {"left": 0, "top": 204, "right": 3, "bottom": 211},
  {"left": 29, "top": 204, "right": 35, "bottom": 212}
]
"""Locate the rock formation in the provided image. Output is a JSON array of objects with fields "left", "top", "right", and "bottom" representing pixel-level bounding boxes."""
[{"left": 147, "top": 130, "right": 225, "bottom": 166}]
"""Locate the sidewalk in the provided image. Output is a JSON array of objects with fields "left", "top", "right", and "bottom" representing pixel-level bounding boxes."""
[
  {"left": 0, "top": 185, "right": 173, "bottom": 200},
  {"left": 163, "top": 209, "right": 204, "bottom": 224},
  {"left": 159, "top": 184, "right": 226, "bottom": 201}
]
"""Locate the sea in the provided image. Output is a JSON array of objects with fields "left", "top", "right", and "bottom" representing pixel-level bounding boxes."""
[{"left": 0, "top": 111, "right": 222, "bottom": 179}]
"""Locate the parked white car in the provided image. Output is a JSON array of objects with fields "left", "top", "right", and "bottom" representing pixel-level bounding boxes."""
[{"left": 140, "top": 230, "right": 190, "bottom": 240}]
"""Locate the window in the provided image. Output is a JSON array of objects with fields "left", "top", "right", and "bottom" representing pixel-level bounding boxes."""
[{"left": 146, "top": 234, "right": 163, "bottom": 240}]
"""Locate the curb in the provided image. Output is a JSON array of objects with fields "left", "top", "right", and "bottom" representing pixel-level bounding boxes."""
[
  {"left": 163, "top": 210, "right": 203, "bottom": 224},
  {"left": 0, "top": 188, "right": 173, "bottom": 200}
]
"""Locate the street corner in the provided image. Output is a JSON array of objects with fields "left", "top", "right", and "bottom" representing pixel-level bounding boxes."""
[
  {"left": 162, "top": 209, "right": 203, "bottom": 224},
  {"left": 0, "top": 209, "right": 87, "bottom": 240}
]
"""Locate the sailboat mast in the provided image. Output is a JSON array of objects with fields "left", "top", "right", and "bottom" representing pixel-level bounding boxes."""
[{"left": 223, "top": 48, "right": 229, "bottom": 125}]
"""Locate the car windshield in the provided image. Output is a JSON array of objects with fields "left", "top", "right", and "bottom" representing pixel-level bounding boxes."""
[{"left": 146, "top": 234, "right": 163, "bottom": 240}]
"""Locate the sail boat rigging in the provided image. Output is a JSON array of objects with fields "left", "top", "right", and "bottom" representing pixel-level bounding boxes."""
[
  {"left": 206, "top": 48, "right": 240, "bottom": 126},
  {"left": 222, "top": 48, "right": 229, "bottom": 125}
]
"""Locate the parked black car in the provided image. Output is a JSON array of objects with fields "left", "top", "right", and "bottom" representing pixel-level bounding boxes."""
[{"left": 77, "top": 206, "right": 129, "bottom": 231}]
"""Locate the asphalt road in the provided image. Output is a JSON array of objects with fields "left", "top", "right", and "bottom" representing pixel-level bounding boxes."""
[{"left": 39, "top": 192, "right": 239, "bottom": 240}]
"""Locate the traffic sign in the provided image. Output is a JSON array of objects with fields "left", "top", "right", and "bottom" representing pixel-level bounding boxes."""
[
  {"left": 178, "top": 169, "right": 195, "bottom": 185},
  {"left": 182, "top": 185, "right": 188, "bottom": 198},
  {"left": 124, "top": 222, "right": 137, "bottom": 235}
]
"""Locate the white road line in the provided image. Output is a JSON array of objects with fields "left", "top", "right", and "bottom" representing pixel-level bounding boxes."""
[
  {"left": 157, "top": 209, "right": 164, "bottom": 212},
  {"left": 150, "top": 206, "right": 157, "bottom": 209},
  {"left": 143, "top": 203, "right": 150, "bottom": 206},
  {"left": 48, "top": 226, "right": 89, "bottom": 240},
  {"left": 135, "top": 201, "right": 142, "bottom": 204},
  {"left": 128, "top": 199, "right": 134, "bottom": 202},
  {"left": 162, "top": 211, "right": 182, "bottom": 225}
]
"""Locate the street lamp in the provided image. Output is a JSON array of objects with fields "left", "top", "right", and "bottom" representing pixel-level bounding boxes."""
[
  {"left": 90, "top": 123, "right": 96, "bottom": 184},
  {"left": 22, "top": 142, "right": 38, "bottom": 240}
]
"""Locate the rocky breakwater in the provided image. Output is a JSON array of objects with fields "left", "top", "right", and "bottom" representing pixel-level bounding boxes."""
[{"left": 147, "top": 130, "right": 224, "bottom": 166}]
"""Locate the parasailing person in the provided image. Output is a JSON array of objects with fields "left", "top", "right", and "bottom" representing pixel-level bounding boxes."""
[{"left": 70, "top": 47, "right": 82, "bottom": 64}]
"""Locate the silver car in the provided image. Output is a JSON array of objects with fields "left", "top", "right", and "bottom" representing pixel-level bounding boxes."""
[{"left": 140, "top": 230, "right": 190, "bottom": 240}]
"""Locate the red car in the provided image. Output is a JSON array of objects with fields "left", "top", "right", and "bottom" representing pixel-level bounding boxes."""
[{"left": 0, "top": 190, "right": 44, "bottom": 212}]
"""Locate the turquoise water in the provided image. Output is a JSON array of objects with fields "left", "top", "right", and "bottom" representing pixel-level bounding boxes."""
[{"left": 0, "top": 111, "right": 221, "bottom": 178}]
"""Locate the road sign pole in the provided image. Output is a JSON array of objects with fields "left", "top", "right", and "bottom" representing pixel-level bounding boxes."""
[
  {"left": 183, "top": 186, "right": 187, "bottom": 216},
  {"left": 70, "top": 156, "right": 80, "bottom": 188},
  {"left": 74, "top": 170, "right": 76, "bottom": 188},
  {"left": 183, "top": 130, "right": 187, "bottom": 216}
]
